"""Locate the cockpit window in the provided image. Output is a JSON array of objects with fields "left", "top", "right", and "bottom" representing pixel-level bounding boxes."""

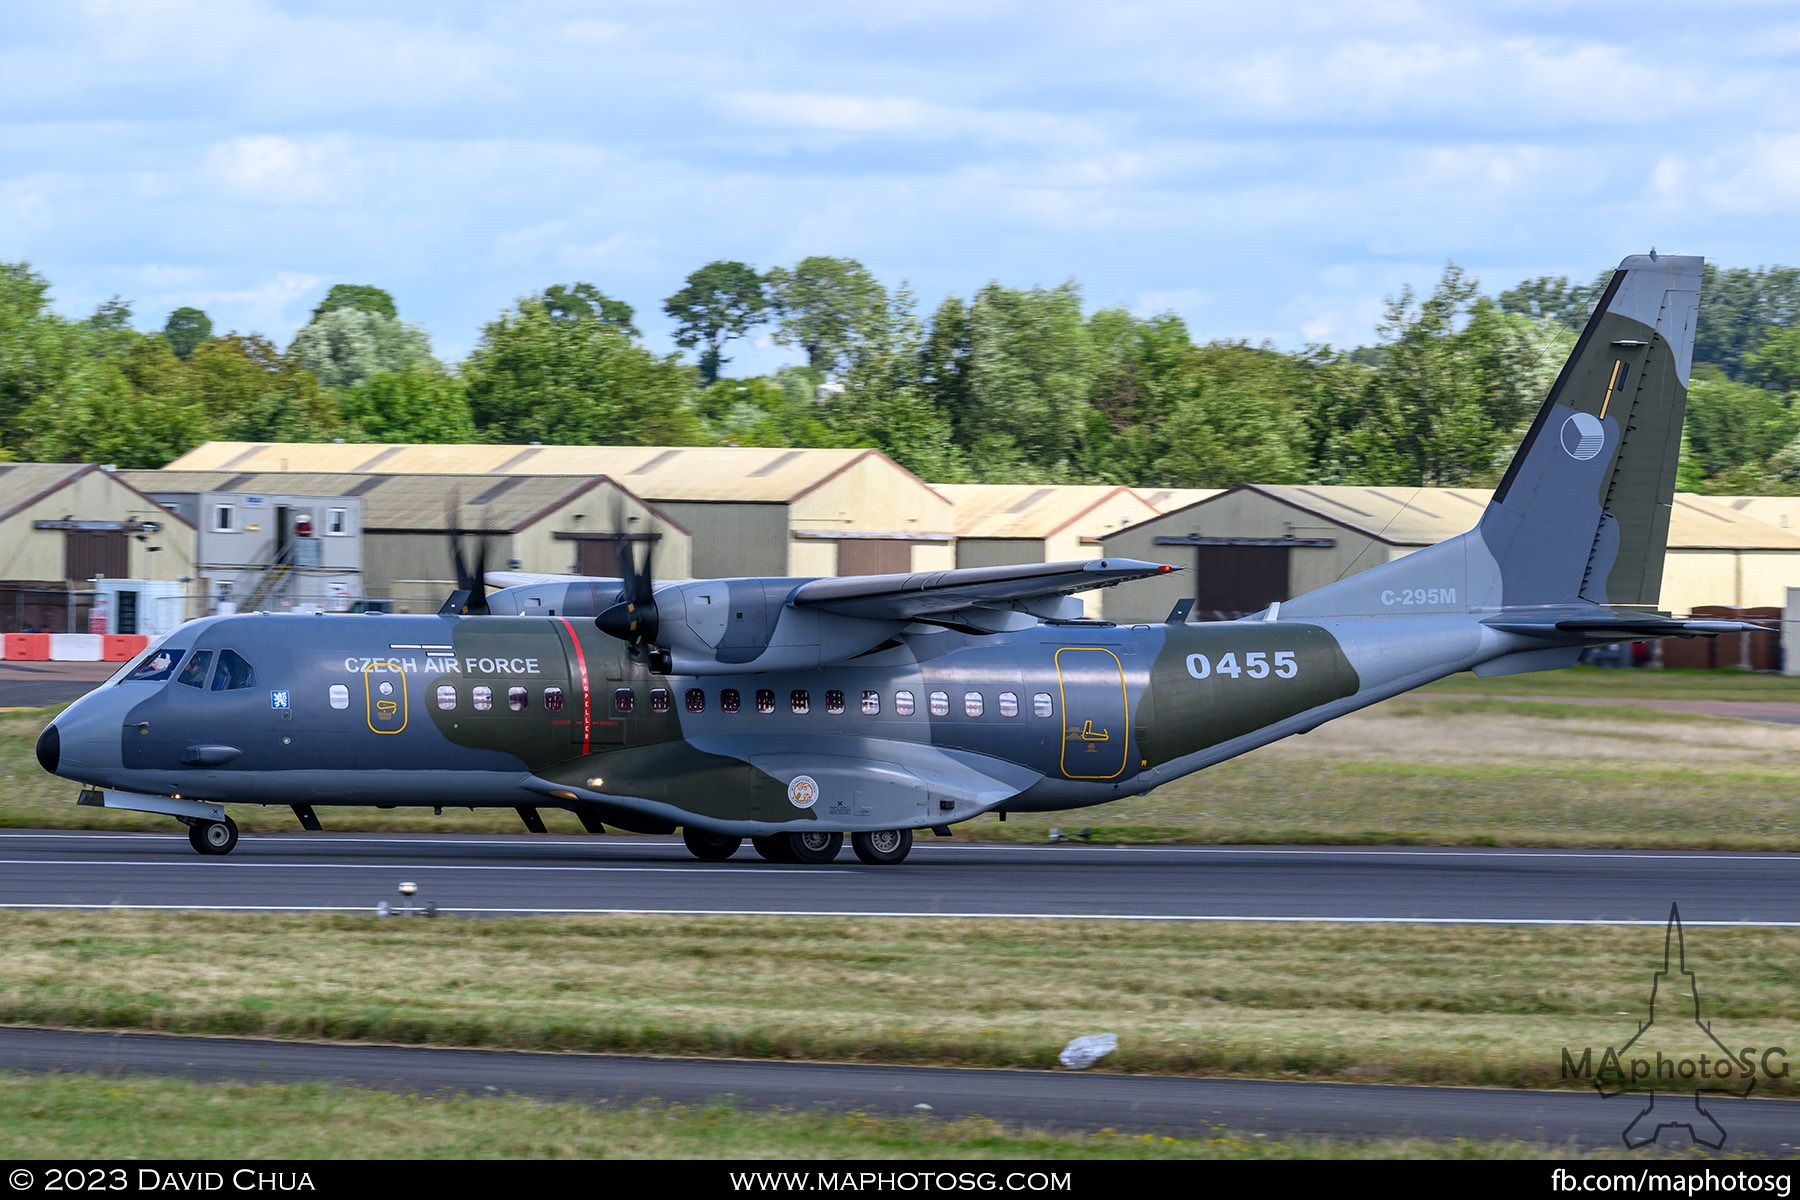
[
  {"left": 210, "top": 649, "right": 255, "bottom": 691},
  {"left": 127, "top": 649, "right": 185, "bottom": 683},
  {"left": 175, "top": 650, "right": 214, "bottom": 689}
]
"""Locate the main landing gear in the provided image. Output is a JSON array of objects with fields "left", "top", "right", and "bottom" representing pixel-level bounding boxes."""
[
  {"left": 186, "top": 815, "right": 239, "bottom": 856},
  {"left": 685, "top": 826, "right": 913, "bottom": 864}
]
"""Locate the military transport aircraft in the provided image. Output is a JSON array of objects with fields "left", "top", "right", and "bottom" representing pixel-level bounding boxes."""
[{"left": 36, "top": 253, "right": 1755, "bottom": 864}]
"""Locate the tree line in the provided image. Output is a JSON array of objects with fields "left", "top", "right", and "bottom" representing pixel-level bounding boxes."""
[{"left": 3, "top": 256, "right": 1799, "bottom": 493}]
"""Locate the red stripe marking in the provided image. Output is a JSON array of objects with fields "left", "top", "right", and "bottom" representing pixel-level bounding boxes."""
[{"left": 556, "top": 617, "right": 591, "bottom": 756}]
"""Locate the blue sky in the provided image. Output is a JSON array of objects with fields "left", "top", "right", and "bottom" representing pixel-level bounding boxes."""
[{"left": 4, "top": 1, "right": 1798, "bottom": 373}]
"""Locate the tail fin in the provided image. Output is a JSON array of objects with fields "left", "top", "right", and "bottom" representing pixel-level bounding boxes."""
[{"left": 1280, "top": 252, "right": 1702, "bottom": 620}]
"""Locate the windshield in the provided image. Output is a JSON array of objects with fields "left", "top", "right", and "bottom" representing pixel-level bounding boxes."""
[
  {"left": 126, "top": 648, "right": 185, "bottom": 683},
  {"left": 103, "top": 633, "right": 186, "bottom": 687}
]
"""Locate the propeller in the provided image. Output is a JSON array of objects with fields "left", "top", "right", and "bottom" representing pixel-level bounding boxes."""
[
  {"left": 594, "top": 489, "right": 660, "bottom": 651},
  {"left": 440, "top": 493, "right": 492, "bottom": 617}
]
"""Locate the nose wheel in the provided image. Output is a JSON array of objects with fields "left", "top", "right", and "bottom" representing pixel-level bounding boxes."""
[{"left": 187, "top": 816, "right": 239, "bottom": 856}]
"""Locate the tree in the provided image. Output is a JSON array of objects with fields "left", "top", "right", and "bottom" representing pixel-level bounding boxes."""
[
  {"left": 465, "top": 297, "right": 704, "bottom": 445},
  {"left": 765, "top": 256, "right": 887, "bottom": 377},
  {"left": 1694, "top": 264, "right": 1800, "bottom": 381},
  {"left": 662, "top": 261, "right": 768, "bottom": 384},
  {"left": 1497, "top": 273, "right": 1607, "bottom": 329},
  {"left": 289, "top": 306, "right": 435, "bottom": 390},
  {"left": 310, "top": 284, "right": 398, "bottom": 321},
  {"left": 541, "top": 283, "right": 636, "bottom": 335},
  {"left": 954, "top": 281, "right": 1097, "bottom": 479},
  {"left": 337, "top": 366, "right": 477, "bottom": 443},
  {"left": 162, "top": 307, "right": 214, "bottom": 361},
  {"left": 186, "top": 334, "right": 340, "bottom": 443}
]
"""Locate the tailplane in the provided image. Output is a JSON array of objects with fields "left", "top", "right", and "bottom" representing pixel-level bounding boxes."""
[{"left": 1281, "top": 253, "right": 1702, "bottom": 620}]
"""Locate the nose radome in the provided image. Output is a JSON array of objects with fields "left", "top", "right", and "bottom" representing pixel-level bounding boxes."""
[{"left": 35, "top": 722, "right": 59, "bottom": 775}]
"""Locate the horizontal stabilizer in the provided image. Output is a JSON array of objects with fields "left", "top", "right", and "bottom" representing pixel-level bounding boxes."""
[
  {"left": 1485, "top": 616, "right": 1773, "bottom": 641},
  {"left": 792, "top": 558, "right": 1178, "bottom": 621}
]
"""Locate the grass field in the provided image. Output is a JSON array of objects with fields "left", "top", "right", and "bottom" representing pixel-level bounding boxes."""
[{"left": 9, "top": 669, "right": 1798, "bottom": 848}]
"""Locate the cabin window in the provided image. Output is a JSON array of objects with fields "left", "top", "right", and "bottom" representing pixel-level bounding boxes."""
[
  {"left": 825, "top": 689, "right": 845, "bottom": 715},
  {"left": 685, "top": 688, "right": 705, "bottom": 714},
  {"left": 175, "top": 650, "right": 213, "bottom": 689},
  {"left": 929, "top": 691, "right": 949, "bottom": 717},
  {"left": 721, "top": 688, "right": 741, "bottom": 714},
  {"left": 791, "top": 689, "right": 810, "bottom": 714},
  {"left": 213, "top": 504, "right": 235, "bottom": 532},
  {"left": 436, "top": 684, "right": 457, "bottom": 711},
  {"left": 326, "top": 508, "right": 348, "bottom": 535},
  {"left": 1033, "top": 692, "right": 1054, "bottom": 718},
  {"left": 894, "top": 690, "right": 914, "bottom": 716},
  {"left": 860, "top": 690, "right": 880, "bottom": 715},
  {"left": 964, "top": 691, "right": 983, "bottom": 717},
  {"left": 473, "top": 686, "right": 493, "bottom": 711},
  {"left": 650, "top": 688, "right": 670, "bottom": 714},
  {"left": 328, "top": 684, "right": 349, "bottom": 710},
  {"left": 999, "top": 691, "right": 1019, "bottom": 717},
  {"left": 128, "top": 649, "right": 184, "bottom": 683},
  {"left": 755, "top": 689, "right": 775, "bottom": 714},
  {"left": 211, "top": 649, "right": 255, "bottom": 691},
  {"left": 508, "top": 686, "right": 528, "bottom": 712},
  {"left": 544, "top": 687, "right": 564, "bottom": 712},
  {"left": 613, "top": 688, "right": 635, "bottom": 715}
]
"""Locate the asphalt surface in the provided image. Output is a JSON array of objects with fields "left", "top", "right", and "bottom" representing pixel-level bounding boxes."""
[
  {"left": 0, "top": 660, "right": 117, "bottom": 709},
  {"left": 2, "top": 830, "right": 1797, "bottom": 925},
  {"left": 2, "top": 1025, "right": 1795, "bottom": 1154}
]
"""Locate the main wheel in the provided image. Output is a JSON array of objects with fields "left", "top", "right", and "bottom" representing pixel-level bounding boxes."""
[
  {"left": 752, "top": 835, "right": 797, "bottom": 863},
  {"left": 189, "top": 816, "right": 239, "bottom": 856},
  {"left": 852, "top": 828, "right": 912, "bottom": 865},
  {"left": 786, "top": 830, "right": 843, "bottom": 864},
  {"left": 682, "top": 827, "right": 742, "bottom": 862}
]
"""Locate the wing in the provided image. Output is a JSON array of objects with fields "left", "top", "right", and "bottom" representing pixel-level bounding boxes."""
[{"left": 790, "top": 558, "right": 1179, "bottom": 622}]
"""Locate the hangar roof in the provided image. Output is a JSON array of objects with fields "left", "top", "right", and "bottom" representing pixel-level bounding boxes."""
[
  {"left": 1143, "top": 484, "right": 1800, "bottom": 551},
  {"left": 931, "top": 484, "right": 1159, "bottom": 540},
  {"left": 164, "top": 442, "right": 940, "bottom": 506},
  {"left": 0, "top": 462, "right": 196, "bottom": 528},
  {"left": 1133, "top": 487, "right": 1224, "bottom": 513}
]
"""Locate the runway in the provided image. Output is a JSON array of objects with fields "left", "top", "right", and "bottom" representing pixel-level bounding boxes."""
[
  {"left": 5, "top": 829, "right": 1797, "bottom": 1154},
  {"left": 1, "top": 829, "right": 1797, "bottom": 925}
]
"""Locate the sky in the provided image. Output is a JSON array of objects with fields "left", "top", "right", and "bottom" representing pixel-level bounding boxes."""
[{"left": 4, "top": 1, "right": 1799, "bottom": 374}]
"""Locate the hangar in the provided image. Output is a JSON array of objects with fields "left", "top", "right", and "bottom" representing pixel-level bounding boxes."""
[
  {"left": 164, "top": 442, "right": 955, "bottom": 578},
  {"left": 1099, "top": 484, "right": 1800, "bottom": 624}
]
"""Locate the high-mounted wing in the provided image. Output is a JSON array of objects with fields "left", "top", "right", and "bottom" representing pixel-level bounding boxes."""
[{"left": 791, "top": 558, "right": 1178, "bottom": 622}]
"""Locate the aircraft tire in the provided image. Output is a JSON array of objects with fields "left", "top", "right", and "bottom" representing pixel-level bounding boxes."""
[
  {"left": 189, "top": 817, "right": 239, "bottom": 856},
  {"left": 852, "top": 828, "right": 912, "bottom": 865},
  {"left": 751, "top": 835, "right": 797, "bottom": 863},
  {"left": 786, "top": 830, "right": 843, "bottom": 864},
  {"left": 682, "top": 827, "right": 742, "bottom": 862}
]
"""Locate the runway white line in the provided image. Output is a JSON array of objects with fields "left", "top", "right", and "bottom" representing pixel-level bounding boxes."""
[
  {"left": 0, "top": 858, "right": 848, "bottom": 875},
  {"left": 0, "top": 902, "right": 1796, "bottom": 926}
]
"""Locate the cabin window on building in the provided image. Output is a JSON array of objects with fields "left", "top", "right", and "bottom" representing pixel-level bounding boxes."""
[
  {"left": 473, "top": 686, "right": 493, "bottom": 711},
  {"left": 963, "top": 691, "right": 983, "bottom": 717},
  {"left": 1033, "top": 692, "right": 1054, "bottom": 718},
  {"left": 543, "top": 686, "right": 564, "bottom": 712},
  {"left": 328, "top": 684, "right": 349, "bottom": 710},
  {"left": 929, "top": 691, "right": 949, "bottom": 717},
  {"left": 721, "top": 688, "right": 741, "bottom": 714},
  {"left": 213, "top": 504, "right": 235, "bottom": 533},
  {"left": 825, "top": 689, "right": 845, "bottom": 715},
  {"left": 436, "top": 684, "right": 457, "bottom": 711},
  {"left": 508, "top": 686, "right": 528, "bottom": 712},
  {"left": 650, "top": 688, "right": 670, "bottom": 714},
  {"left": 755, "top": 689, "right": 775, "bottom": 714},
  {"left": 685, "top": 688, "right": 705, "bottom": 714},
  {"left": 860, "top": 689, "right": 880, "bottom": 715},
  {"left": 894, "top": 690, "right": 915, "bottom": 716},
  {"left": 175, "top": 650, "right": 213, "bottom": 689},
  {"left": 998, "top": 691, "right": 1019, "bottom": 717},
  {"left": 211, "top": 649, "right": 255, "bottom": 691},
  {"left": 613, "top": 687, "right": 635, "bottom": 715},
  {"left": 326, "top": 508, "right": 348, "bottom": 535}
]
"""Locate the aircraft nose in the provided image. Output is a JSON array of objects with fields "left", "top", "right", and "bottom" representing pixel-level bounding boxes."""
[{"left": 35, "top": 722, "right": 59, "bottom": 775}]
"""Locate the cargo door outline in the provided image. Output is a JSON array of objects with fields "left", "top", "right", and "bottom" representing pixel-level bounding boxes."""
[
  {"left": 363, "top": 665, "right": 407, "bottom": 734},
  {"left": 1055, "top": 647, "right": 1128, "bottom": 779}
]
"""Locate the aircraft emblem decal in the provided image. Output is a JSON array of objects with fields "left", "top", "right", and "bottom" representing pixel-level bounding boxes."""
[
  {"left": 1560, "top": 411, "right": 1606, "bottom": 460},
  {"left": 787, "top": 775, "right": 820, "bottom": 809},
  {"left": 270, "top": 690, "right": 290, "bottom": 710}
]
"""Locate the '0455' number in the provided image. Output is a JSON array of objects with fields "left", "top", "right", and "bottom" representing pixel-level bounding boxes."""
[{"left": 1185, "top": 651, "right": 1297, "bottom": 681}]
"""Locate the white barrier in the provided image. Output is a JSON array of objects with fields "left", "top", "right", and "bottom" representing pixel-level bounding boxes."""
[{"left": 48, "top": 633, "right": 103, "bottom": 661}]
